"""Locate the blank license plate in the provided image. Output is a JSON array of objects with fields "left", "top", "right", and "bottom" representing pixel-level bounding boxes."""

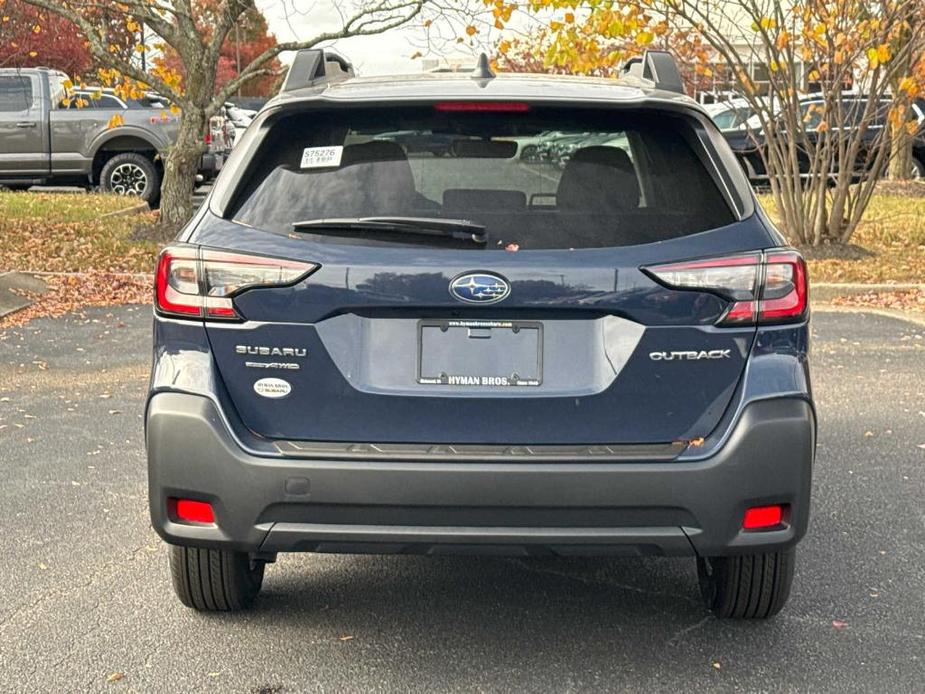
[{"left": 418, "top": 320, "right": 542, "bottom": 387}]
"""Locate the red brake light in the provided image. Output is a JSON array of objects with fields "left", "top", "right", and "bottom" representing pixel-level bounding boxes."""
[
  {"left": 173, "top": 498, "right": 215, "bottom": 524},
  {"left": 155, "top": 246, "right": 318, "bottom": 321},
  {"left": 760, "top": 252, "right": 808, "bottom": 322},
  {"left": 742, "top": 504, "right": 785, "bottom": 530},
  {"left": 644, "top": 250, "right": 808, "bottom": 326},
  {"left": 434, "top": 101, "right": 530, "bottom": 112},
  {"left": 155, "top": 247, "right": 202, "bottom": 317}
]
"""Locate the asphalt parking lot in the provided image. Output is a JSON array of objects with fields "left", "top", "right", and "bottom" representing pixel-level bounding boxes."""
[{"left": 0, "top": 306, "right": 923, "bottom": 692}]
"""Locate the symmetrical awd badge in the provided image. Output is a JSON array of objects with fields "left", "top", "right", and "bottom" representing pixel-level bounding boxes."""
[{"left": 236, "top": 345, "right": 307, "bottom": 371}]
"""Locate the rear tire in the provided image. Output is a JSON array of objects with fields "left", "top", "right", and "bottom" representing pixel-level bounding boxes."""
[
  {"left": 697, "top": 549, "right": 794, "bottom": 619},
  {"left": 100, "top": 152, "right": 160, "bottom": 204},
  {"left": 168, "top": 544, "right": 264, "bottom": 611}
]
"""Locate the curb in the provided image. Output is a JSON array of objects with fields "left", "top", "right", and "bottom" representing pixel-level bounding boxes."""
[
  {"left": 812, "top": 282, "right": 925, "bottom": 301},
  {"left": 813, "top": 305, "right": 925, "bottom": 327},
  {"left": 0, "top": 272, "right": 48, "bottom": 319}
]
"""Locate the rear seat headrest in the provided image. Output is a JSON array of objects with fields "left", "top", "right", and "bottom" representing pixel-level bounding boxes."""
[{"left": 557, "top": 146, "right": 640, "bottom": 212}]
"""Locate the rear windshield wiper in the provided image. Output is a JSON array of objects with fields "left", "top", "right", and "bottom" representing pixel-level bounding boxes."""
[{"left": 292, "top": 216, "right": 487, "bottom": 244}]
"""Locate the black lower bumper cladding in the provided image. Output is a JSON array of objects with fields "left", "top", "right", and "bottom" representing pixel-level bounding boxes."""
[{"left": 146, "top": 393, "right": 814, "bottom": 558}]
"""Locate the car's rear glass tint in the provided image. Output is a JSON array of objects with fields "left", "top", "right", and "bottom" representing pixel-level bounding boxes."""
[{"left": 230, "top": 106, "right": 735, "bottom": 249}]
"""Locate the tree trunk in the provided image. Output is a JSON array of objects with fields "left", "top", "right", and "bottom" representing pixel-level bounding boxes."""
[
  {"left": 159, "top": 108, "right": 208, "bottom": 229},
  {"left": 888, "top": 111, "right": 912, "bottom": 180}
]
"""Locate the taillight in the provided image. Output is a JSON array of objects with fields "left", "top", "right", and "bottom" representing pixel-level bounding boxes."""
[
  {"left": 760, "top": 252, "right": 808, "bottom": 322},
  {"left": 155, "top": 245, "right": 317, "bottom": 320},
  {"left": 644, "top": 250, "right": 808, "bottom": 326}
]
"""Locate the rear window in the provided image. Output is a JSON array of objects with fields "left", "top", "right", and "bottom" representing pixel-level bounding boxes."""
[{"left": 231, "top": 106, "right": 735, "bottom": 250}]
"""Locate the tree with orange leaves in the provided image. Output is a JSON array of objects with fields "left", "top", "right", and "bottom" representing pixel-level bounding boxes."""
[
  {"left": 0, "top": 0, "right": 134, "bottom": 77},
  {"left": 155, "top": 0, "right": 282, "bottom": 98},
  {"left": 488, "top": 0, "right": 925, "bottom": 245}
]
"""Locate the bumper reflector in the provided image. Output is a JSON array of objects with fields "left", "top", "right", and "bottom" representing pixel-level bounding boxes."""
[
  {"left": 742, "top": 504, "right": 785, "bottom": 530},
  {"left": 174, "top": 498, "right": 215, "bottom": 524}
]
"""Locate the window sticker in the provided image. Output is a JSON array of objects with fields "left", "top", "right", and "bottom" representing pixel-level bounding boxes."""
[{"left": 300, "top": 145, "right": 343, "bottom": 169}]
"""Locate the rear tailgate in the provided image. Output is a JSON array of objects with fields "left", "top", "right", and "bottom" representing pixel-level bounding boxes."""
[
  {"left": 199, "top": 223, "right": 768, "bottom": 445},
  {"left": 187, "top": 101, "right": 770, "bottom": 446}
]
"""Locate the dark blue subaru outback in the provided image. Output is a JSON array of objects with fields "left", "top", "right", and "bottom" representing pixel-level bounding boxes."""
[{"left": 147, "top": 50, "right": 814, "bottom": 617}]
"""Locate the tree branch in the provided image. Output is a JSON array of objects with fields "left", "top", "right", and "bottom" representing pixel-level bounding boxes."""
[
  {"left": 212, "top": 0, "right": 427, "bottom": 106},
  {"left": 21, "top": 0, "right": 187, "bottom": 104}
]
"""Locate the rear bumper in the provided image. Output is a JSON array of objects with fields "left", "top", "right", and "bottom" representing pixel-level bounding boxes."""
[{"left": 146, "top": 393, "right": 814, "bottom": 558}]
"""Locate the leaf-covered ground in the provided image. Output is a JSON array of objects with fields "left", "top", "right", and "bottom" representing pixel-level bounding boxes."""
[
  {"left": 0, "top": 191, "right": 158, "bottom": 274},
  {"left": 831, "top": 288, "right": 925, "bottom": 312},
  {"left": 0, "top": 192, "right": 159, "bottom": 327},
  {"left": 758, "top": 192, "right": 925, "bottom": 284}
]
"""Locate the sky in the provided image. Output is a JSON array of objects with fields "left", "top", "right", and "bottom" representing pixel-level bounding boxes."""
[{"left": 257, "top": 1, "right": 491, "bottom": 76}]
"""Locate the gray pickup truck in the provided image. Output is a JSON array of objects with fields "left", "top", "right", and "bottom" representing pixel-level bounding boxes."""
[{"left": 0, "top": 67, "right": 231, "bottom": 203}]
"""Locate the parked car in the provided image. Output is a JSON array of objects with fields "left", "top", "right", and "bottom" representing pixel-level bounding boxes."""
[
  {"left": 528, "top": 131, "right": 597, "bottom": 166},
  {"left": 223, "top": 102, "right": 256, "bottom": 144},
  {"left": 376, "top": 129, "right": 457, "bottom": 157},
  {"left": 724, "top": 95, "right": 925, "bottom": 182},
  {"left": 516, "top": 130, "right": 565, "bottom": 162},
  {"left": 148, "top": 50, "right": 814, "bottom": 618},
  {"left": 704, "top": 99, "right": 755, "bottom": 132},
  {"left": 552, "top": 132, "right": 627, "bottom": 169},
  {"left": 0, "top": 67, "right": 233, "bottom": 202}
]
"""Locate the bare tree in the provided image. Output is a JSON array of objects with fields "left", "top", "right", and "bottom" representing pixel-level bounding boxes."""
[
  {"left": 666, "top": 0, "right": 924, "bottom": 245},
  {"left": 21, "top": 0, "right": 471, "bottom": 227}
]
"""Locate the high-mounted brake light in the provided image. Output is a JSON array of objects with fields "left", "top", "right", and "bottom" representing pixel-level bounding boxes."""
[
  {"left": 155, "top": 246, "right": 317, "bottom": 321},
  {"left": 434, "top": 101, "right": 530, "bottom": 112},
  {"left": 644, "top": 250, "right": 808, "bottom": 326}
]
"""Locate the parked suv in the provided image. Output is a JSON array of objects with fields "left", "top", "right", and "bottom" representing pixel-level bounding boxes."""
[
  {"left": 147, "top": 51, "right": 815, "bottom": 618},
  {"left": 724, "top": 94, "right": 925, "bottom": 182}
]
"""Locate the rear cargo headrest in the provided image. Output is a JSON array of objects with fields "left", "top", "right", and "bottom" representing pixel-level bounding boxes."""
[
  {"left": 557, "top": 146, "right": 640, "bottom": 213},
  {"left": 302, "top": 140, "right": 416, "bottom": 216}
]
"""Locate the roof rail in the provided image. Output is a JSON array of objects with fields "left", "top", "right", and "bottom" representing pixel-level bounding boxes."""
[
  {"left": 621, "top": 50, "right": 684, "bottom": 94},
  {"left": 280, "top": 49, "right": 355, "bottom": 94}
]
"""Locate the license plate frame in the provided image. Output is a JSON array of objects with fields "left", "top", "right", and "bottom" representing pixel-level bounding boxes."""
[{"left": 417, "top": 319, "right": 543, "bottom": 387}]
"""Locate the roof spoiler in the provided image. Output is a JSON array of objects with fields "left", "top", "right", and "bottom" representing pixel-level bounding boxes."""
[
  {"left": 280, "top": 49, "right": 355, "bottom": 93},
  {"left": 621, "top": 50, "right": 684, "bottom": 94}
]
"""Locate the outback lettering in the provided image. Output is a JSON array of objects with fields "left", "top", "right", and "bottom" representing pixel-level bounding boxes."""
[{"left": 649, "top": 349, "right": 732, "bottom": 361}]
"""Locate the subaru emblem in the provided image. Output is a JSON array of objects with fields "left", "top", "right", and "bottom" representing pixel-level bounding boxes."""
[{"left": 449, "top": 272, "right": 511, "bottom": 304}]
